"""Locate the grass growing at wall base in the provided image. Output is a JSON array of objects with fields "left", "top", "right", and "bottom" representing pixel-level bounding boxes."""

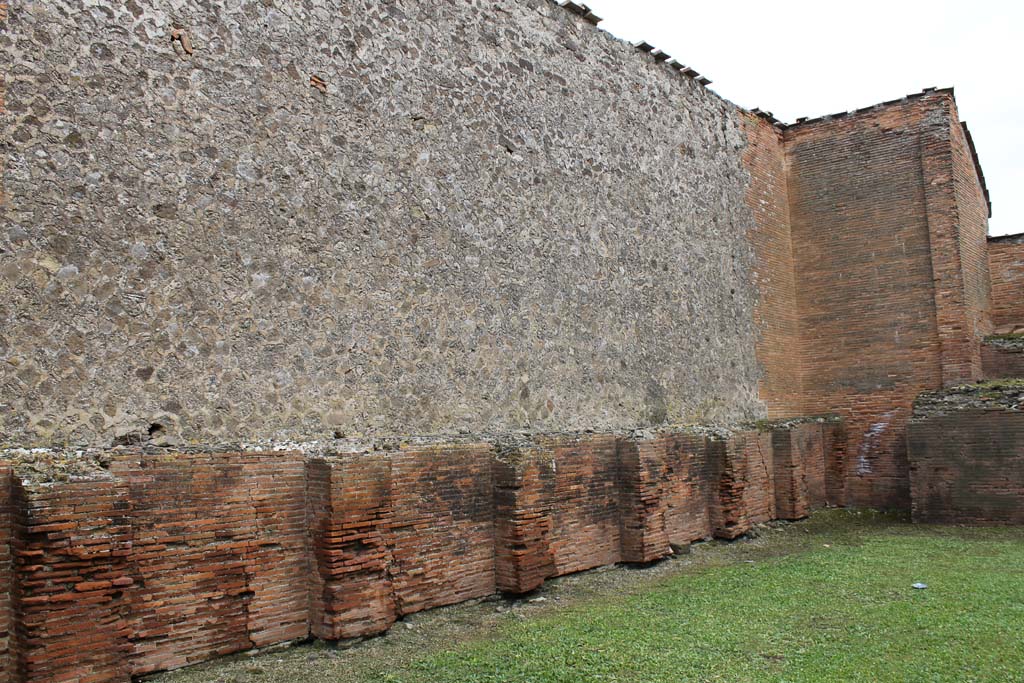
[
  {"left": 401, "top": 517, "right": 1024, "bottom": 683},
  {"left": 155, "top": 511, "right": 1024, "bottom": 683}
]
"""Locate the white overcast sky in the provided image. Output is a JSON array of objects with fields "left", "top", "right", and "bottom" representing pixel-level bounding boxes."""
[{"left": 584, "top": 0, "right": 1021, "bottom": 236}]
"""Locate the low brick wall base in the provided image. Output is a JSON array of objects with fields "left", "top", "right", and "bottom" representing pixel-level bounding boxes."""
[
  {"left": 0, "top": 419, "right": 839, "bottom": 682},
  {"left": 981, "top": 340, "right": 1024, "bottom": 379},
  {"left": 909, "top": 383, "right": 1024, "bottom": 524}
]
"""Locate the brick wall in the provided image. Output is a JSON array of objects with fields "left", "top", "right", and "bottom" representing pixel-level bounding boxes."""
[
  {"left": 493, "top": 452, "right": 558, "bottom": 594},
  {"left": 783, "top": 91, "right": 989, "bottom": 510},
  {"left": 771, "top": 423, "right": 826, "bottom": 520},
  {"left": 950, "top": 118, "right": 994, "bottom": 369},
  {"left": 307, "top": 455, "right": 395, "bottom": 640},
  {"left": 617, "top": 431, "right": 713, "bottom": 562},
  {"left": 0, "top": 423, "right": 839, "bottom": 680},
  {"left": 657, "top": 433, "right": 716, "bottom": 547},
  {"left": 988, "top": 234, "right": 1024, "bottom": 328},
  {"left": 109, "top": 452, "right": 309, "bottom": 675},
  {"left": 981, "top": 341, "right": 1024, "bottom": 379},
  {"left": 308, "top": 443, "right": 496, "bottom": 639},
  {"left": 742, "top": 113, "right": 802, "bottom": 418},
  {"left": 909, "top": 397, "right": 1024, "bottom": 524},
  {"left": 535, "top": 435, "right": 624, "bottom": 576},
  {"left": 386, "top": 445, "right": 496, "bottom": 615},
  {"left": 10, "top": 478, "right": 133, "bottom": 683},
  {"left": 0, "top": 466, "right": 11, "bottom": 683},
  {"left": 493, "top": 434, "right": 625, "bottom": 592},
  {"left": 709, "top": 430, "right": 774, "bottom": 539}
]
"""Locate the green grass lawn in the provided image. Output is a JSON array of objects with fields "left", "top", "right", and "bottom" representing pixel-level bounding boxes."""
[
  {"left": 399, "top": 515, "right": 1024, "bottom": 683},
  {"left": 156, "top": 511, "right": 1024, "bottom": 683}
]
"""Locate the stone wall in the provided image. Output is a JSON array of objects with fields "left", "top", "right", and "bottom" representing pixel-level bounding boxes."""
[
  {"left": 908, "top": 382, "right": 1024, "bottom": 524},
  {"left": 988, "top": 233, "right": 1024, "bottom": 329},
  {"left": 783, "top": 91, "right": 991, "bottom": 510},
  {"left": 0, "top": 419, "right": 838, "bottom": 681},
  {"left": 0, "top": 0, "right": 765, "bottom": 447}
]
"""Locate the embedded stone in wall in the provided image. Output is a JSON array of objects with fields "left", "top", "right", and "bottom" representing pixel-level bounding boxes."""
[
  {"left": 1, "top": 0, "right": 764, "bottom": 448},
  {"left": 909, "top": 382, "right": 1024, "bottom": 524}
]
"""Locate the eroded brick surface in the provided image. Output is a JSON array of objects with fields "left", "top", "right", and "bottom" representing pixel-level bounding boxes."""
[
  {"left": 307, "top": 456, "right": 395, "bottom": 640},
  {"left": 772, "top": 423, "right": 826, "bottom": 520},
  {"left": 493, "top": 455, "right": 557, "bottom": 594},
  {"left": 710, "top": 430, "right": 775, "bottom": 539},
  {"left": 660, "top": 433, "right": 716, "bottom": 546}
]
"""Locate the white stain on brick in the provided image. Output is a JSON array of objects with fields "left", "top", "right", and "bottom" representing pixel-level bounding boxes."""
[{"left": 857, "top": 410, "right": 897, "bottom": 475}]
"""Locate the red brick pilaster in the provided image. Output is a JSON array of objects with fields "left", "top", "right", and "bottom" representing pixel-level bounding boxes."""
[
  {"left": 919, "top": 101, "right": 977, "bottom": 386},
  {"left": 0, "top": 464, "right": 12, "bottom": 683},
  {"left": 307, "top": 456, "right": 396, "bottom": 640},
  {"left": 493, "top": 453, "right": 556, "bottom": 594},
  {"left": 12, "top": 478, "right": 133, "bottom": 683}
]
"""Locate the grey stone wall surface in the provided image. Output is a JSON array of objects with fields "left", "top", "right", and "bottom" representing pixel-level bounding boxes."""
[{"left": 0, "top": 0, "right": 764, "bottom": 447}]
